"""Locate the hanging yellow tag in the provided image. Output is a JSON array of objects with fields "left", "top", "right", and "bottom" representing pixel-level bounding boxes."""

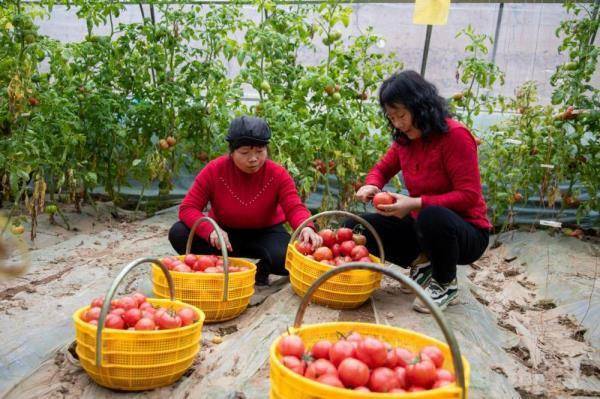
[{"left": 413, "top": 0, "right": 451, "bottom": 26}]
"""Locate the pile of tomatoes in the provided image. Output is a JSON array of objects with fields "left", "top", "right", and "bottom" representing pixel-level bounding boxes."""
[
  {"left": 278, "top": 332, "right": 455, "bottom": 393},
  {"left": 161, "top": 255, "right": 250, "bottom": 274},
  {"left": 294, "top": 227, "right": 376, "bottom": 267},
  {"left": 80, "top": 293, "right": 199, "bottom": 331}
]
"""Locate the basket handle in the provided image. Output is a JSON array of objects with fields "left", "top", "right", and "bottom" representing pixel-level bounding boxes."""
[
  {"left": 185, "top": 216, "right": 230, "bottom": 302},
  {"left": 289, "top": 210, "right": 385, "bottom": 264},
  {"left": 293, "top": 262, "right": 466, "bottom": 399},
  {"left": 95, "top": 257, "right": 174, "bottom": 367}
]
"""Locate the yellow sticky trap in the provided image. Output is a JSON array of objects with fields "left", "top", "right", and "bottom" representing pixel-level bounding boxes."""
[{"left": 413, "top": 0, "right": 451, "bottom": 26}]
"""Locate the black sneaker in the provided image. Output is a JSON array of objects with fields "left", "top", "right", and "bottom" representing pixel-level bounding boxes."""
[
  {"left": 413, "top": 278, "right": 459, "bottom": 313},
  {"left": 255, "top": 272, "right": 270, "bottom": 287},
  {"left": 400, "top": 254, "right": 432, "bottom": 294}
]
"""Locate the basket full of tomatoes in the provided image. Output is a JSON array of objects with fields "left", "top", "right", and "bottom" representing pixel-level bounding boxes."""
[
  {"left": 270, "top": 263, "right": 470, "bottom": 398},
  {"left": 286, "top": 211, "right": 387, "bottom": 309},
  {"left": 152, "top": 217, "right": 256, "bottom": 323},
  {"left": 73, "top": 258, "right": 205, "bottom": 391}
]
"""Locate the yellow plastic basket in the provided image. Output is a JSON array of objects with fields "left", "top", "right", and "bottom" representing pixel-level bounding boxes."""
[
  {"left": 270, "top": 263, "right": 470, "bottom": 399},
  {"left": 152, "top": 216, "right": 256, "bottom": 323},
  {"left": 286, "top": 211, "right": 387, "bottom": 309},
  {"left": 73, "top": 258, "right": 205, "bottom": 391}
]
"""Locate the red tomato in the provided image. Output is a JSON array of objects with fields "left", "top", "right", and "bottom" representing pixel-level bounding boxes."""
[
  {"left": 82, "top": 306, "right": 101, "bottom": 322},
  {"left": 336, "top": 228, "right": 353, "bottom": 243},
  {"left": 80, "top": 310, "right": 91, "bottom": 322},
  {"left": 305, "top": 359, "right": 337, "bottom": 380},
  {"left": 184, "top": 254, "right": 197, "bottom": 267},
  {"left": 347, "top": 332, "right": 363, "bottom": 342},
  {"left": 409, "top": 386, "right": 426, "bottom": 392},
  {"left": 394, "top": 366, "right": 407, "bottom": 389},
  {"left": 338, "top": 358, "right": 370, "bottom": 388},
  {"left": 356, "top": 337, "right": 388, "bottom": 369},
  {"left": 331, "top": 243, "right": 341, "bottom": 257},
  {"left": 369, "top": 367, "right": 399, "bottom": 392},
  {"left": 282, "top": 356, "right": 306, "bottom": 375},
  {"left": 316, "top": 373, "right": 344, "bottom": 388},
  {"left": 177, "top": 307, "right": 197, "bottom": 326},
  {"left": 314, "top": 246, "right": 333, "bottom": 261},
  {"left": 406, "top": 358, "right": 437, "bottom": 388},
  {"left": 278, "top": 335, "right": 305, "bottom": 358},
  {"left": 123, "top": 308, "right": 142, "bottom": 327},
  {"left": 373, "top": 192, "right": 396, "bottom": 208},
  {"left": 154, "top": 307, "right": 167, "bottom": 319},
  {"left": 421, "top": 346, "right": 444, "bottom": 368},
  {"left": 194, "top": 255, "right": 215, "bottom": 271},
  {"left": 173, "top": 264, "right": 192, "bottom": 273},
  {"left": 339, "top": 240, "right": 356, "bottom": 256},
  {"left": 131, "top": 292, "right": 146, "bottom": 306},
  {"left": 156, "top": 312, "right": 182, "bottom": 330},
  {"left": 105, "top": 314, "right": 125, "bottom": 330},
  {"left": 110, "top": 308, "right": 126, "bottom": 317},
  {"left": 352, "top": 233, "right": 367, "bottom": 246},
  {"left": 395, "top": 348, "right": 416, "bottom": 367},
  {"left": 141, "top": 310, "right": 155, "bottom": 319},
  {"left": 350, "top": 245, "right": 369, "bottom": 260},
  {"left": 89, "top": 319, "right": 98, "bottom": 326},
  {"left": 385, "top": 348, "right": 398, "bottom": 368},
  {"left": 134, "top": 317, "right": 156, "bottom": 330},
  {"left": 90, "top": 296, "right": 104, "bottom": 308},
  {"left": 318, "top": 229, "right": 336, "bottom": 248},
  {"left": 436, "top": 368, "right": 455, "bottom": 382},
  {"left": 119, "top": 296, "right": 137, "bottom": 310},
  {"left": 139, "top": 302, "right": 154, "bottom": 312},
  {"left": 110, "top": 298, "right": 123, "bottom": 309},
  {"left": 295, "top": 241, "right": 314, "bottom": 255},
  {"left": 358, "top": 256, "right": 372, "bottom": 263},
  {"left": 311, "top": 340, "right": 333, "bottom": 360},
  {"left": 204, "top": 267, "right": 219, "bottom": 273},
  {"left": 334, "top": 257, "right": 346, "bottom": 267},
  {"left": 329, "top": 340, "right": 356, "bottom": 367},
  {"left": 433, "top": 379, "right": 452, "bottom": 389}
]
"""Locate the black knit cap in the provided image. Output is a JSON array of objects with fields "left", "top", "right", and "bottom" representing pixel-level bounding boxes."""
[{"left": 226, "top": 116, "right": 271, "bottom": 150}]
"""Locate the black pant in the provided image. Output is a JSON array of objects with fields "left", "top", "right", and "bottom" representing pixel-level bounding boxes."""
[
  {"left": 168, "top": 221, "right": 291, "bottom": 278},
  {"left": 344, "top": 206, "right": 489, "bottom": 284}
]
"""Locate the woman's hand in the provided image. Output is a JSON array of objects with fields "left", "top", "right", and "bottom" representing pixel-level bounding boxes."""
[
  {"left": 209, "top": 227, "right": 233, "bottom": 252},
  {"left": 355, "top": 185, "right": 380, "bottom": 203},
  {"left": 375, "top": 193, "right": 422, "bottom": 219},
  {"left": 298, "top": 226, "right": 323, "bottom": 250}
]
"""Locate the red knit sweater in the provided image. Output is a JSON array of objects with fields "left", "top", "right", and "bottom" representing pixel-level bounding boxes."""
[
  {"left": 365, "top": 118, "right": 491, "bottom": 230},
  {"left": 179, "top": 155, "right": 312, "bottom": 240}
]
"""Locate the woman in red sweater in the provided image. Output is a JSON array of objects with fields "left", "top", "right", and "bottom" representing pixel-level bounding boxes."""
[
  {"left": 169, "top": 116, "right": 322, "bottom": 286},
  {"left": 350, "top": 70, "right": 490, "bottom": 312}
]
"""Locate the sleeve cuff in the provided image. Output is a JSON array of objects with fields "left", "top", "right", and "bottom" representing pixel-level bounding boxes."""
[{"left": 420, "top": 195, "right": 433, "bottom": 208}]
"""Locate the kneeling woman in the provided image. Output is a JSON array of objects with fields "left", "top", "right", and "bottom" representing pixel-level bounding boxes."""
[{"left": 169, "top": 116, "right": 322, "bottom": 286}]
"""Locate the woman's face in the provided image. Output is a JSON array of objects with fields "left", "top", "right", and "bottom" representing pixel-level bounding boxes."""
[
  {"left": 384, "top": 104, "right": 421, "bottom": 140},
  {"left": 231, "top": 145, "right": 268, "bottom": 174}
]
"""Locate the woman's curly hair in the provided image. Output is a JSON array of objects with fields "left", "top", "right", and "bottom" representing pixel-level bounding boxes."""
[{"left": 378, "top": 70, "right": 450, "bottom": 145}]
